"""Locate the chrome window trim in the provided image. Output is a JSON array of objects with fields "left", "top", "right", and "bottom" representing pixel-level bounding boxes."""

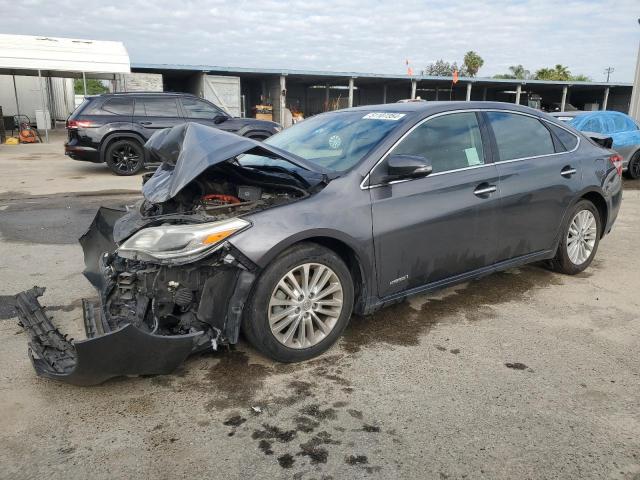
[{"left": 360, "top": 108, "right": 581, "bottom": 190}]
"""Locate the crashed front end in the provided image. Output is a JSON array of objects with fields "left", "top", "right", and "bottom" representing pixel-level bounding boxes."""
[
  {"left": 16, "top": 205, "right": 258, "bottom": 386},
  {"left": 14, "top": 123, "right": 325, "bottom": 385}
]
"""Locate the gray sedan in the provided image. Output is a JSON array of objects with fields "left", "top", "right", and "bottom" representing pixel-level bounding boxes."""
[{"left": 15, "top": 101, "right": 623, "bottom": 385}]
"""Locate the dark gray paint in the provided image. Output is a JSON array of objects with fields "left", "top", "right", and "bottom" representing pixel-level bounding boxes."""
[{"left": 230, "top": 101, "right": 622, "bottom": 313}]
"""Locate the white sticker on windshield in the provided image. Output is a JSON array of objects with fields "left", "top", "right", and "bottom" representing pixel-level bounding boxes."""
[{"left": 363, "top": 112, "right": 406, "bottom": 121}]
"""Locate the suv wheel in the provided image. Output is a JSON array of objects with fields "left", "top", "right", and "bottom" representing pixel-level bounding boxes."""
[
  {"left": 105, "top": 139, "right": 144, "bottom": 176},
  {"left": 623, "top": 151, "right": 640, "bottom": 180},
  {"left": 548, "top": 200, "right": 601, "bottom": 275},
  {"left": 242, "top": 243, "right": 354, "bottom": 362}
]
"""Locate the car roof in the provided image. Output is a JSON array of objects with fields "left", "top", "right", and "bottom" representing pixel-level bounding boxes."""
[
  {"left": 96, "top": 92, "right": 197, "bottom": 98},
  {"left": 344, "top": 101, "right": 557, "bottom": 118}
]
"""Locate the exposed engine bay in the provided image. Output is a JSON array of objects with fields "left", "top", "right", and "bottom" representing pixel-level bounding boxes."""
[{"left": 14, "top": 122, "right": 329, "bottom": 385}]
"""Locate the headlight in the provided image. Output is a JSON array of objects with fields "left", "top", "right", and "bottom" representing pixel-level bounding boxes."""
[{"left": 118, "top": 217, "right": 250, "bottom": 263}]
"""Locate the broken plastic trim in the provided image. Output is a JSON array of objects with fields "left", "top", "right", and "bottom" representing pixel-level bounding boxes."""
[{"left": 15, "top": 286, "right": 204, "bottom": 386}]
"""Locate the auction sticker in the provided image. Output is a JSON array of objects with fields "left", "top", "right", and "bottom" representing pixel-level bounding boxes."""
[{"left": 363, "top": 112, "right": 406, "bottom": 121}]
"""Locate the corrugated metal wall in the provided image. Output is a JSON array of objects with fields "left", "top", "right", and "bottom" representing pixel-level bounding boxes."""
[{"left": 0, "top": 74, "right": 74, "bottom": 122}]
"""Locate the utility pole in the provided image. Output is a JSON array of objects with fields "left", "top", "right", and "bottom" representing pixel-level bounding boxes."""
[{"left": 604, "top": 67, "right": 615, "bottom": 82}]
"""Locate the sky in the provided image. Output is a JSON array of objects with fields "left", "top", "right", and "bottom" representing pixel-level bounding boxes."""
[{"left": 0, "top": 0, "right": 638, "bottom": 81}]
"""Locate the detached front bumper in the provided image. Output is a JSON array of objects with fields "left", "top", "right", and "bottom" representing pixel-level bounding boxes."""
[
  {"left": 14, "top": 207, "right": 258, "bottom": 386},
  {"left": 15, "top": 287, "right": 204, "bottom": 386}
]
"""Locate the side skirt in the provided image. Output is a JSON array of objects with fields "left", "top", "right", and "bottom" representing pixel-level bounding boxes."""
[{"left": 364, "top": 249, "right": 555, "bottom": 313}]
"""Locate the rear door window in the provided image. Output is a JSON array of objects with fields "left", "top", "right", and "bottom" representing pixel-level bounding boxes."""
[
  {"left": 391, "top": 112, "right": 485, "bottom": 174},
  {"left": 182, "top": 98, "right": 223, "bottom": 118},
  {"left": 102, "top": 97, "right": 134, "bottom": 116},
  {"left": 136, "top": 98, "right": 180, "bottom": 117},
  {"left": 486, "top": 112, "right": 555, "bottom": 161}
]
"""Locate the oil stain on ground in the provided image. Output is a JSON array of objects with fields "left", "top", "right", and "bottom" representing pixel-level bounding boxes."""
[
  {"left": 341, "top": 266, "right": 563, "bottom": 353},
  {"left": 203, "top": 350, "right": 272, "bottom": 410}
]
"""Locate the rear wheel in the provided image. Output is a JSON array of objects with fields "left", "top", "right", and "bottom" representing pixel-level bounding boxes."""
[
  {"left": 242, "top": 243, "right": 354, "bottom": 362},
  {"left": 623, "top": 151, "right": 640, "bottom": 179},
  {"left": 548, "top": 200, "right": 601, "bottom": 275},
  {"left": 105, "top": 139, "right": 144, "bottom": 176}
]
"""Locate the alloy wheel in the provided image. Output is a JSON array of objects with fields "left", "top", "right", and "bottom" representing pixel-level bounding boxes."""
[
  {"left": 566, "top": 209, "right": 597, "bottom": 265},
  {"left": 268, "top": 263, "right": 344, "bottom": 349},
  {"left": 112, "top": 144, "right": 141, "bottom": 173}
]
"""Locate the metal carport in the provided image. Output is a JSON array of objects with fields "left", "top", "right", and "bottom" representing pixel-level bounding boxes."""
[{"left": 0, "top": 34, "right": 130, "bottom": 141}]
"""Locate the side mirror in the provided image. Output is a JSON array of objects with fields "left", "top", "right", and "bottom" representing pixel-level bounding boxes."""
[
  {"left": 213, "top": 115, "right": 228, "bottom": 124},
  {"left": 385, "top": 154, "right": 432, "bottom": 181}
]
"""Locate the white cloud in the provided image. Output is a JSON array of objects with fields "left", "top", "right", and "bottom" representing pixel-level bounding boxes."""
[{"left": 0, "top": 0, "right": 637, "bottom": 81}]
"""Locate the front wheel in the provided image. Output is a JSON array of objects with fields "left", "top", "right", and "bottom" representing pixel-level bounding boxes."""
[
  {"left": 548, "top": 200, "right": 601, "bottom": 275},
  {"left": 105, "top": 139, "right": 145, "bottom": 176},
  {"left": 242, "top": 243, "right": 354, "bottom": 362}
]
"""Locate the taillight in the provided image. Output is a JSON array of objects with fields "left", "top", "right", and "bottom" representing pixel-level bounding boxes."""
[
  {"left": 66, "top": 119, "right": 97, "bottom": 129},
  {"left": 609, "top": 153, "right": 623, "bottom": 176}
]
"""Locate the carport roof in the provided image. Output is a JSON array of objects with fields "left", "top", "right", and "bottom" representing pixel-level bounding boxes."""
[
  {"left": 0, "top": 34, "right": 130, "bottom": 78},
  {"left": 133, "top": 62, "right": 633, "bottom": 88}
]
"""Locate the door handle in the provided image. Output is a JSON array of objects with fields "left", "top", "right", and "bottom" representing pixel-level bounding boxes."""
[
  {"left": 474, "top": 184, "right": 497, "bottom": 196},
  {"left": 561, "top": 167, "right": 577, "bottom": 177},
  {"left": 138, "top": 121, "right": 152, "bottom": 125}
]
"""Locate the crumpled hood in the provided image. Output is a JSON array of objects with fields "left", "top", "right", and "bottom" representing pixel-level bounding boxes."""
[{"left": 142, "top": 122, "right": 328, "bottom": 203}]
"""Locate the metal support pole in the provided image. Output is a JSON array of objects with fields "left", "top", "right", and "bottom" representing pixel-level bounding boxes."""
[
  {"left": 382, "top": 84, "right": 387, "bottom": 104},
  {"left": 515, "top": 84, "right": 522, "bottom": 105},
  {"left": 410, "top": 79, "right": 417, "bottom": 100},
  {"left": 465, "top": 83, "right": 472, "bottom": 101},
  {"left": 602, "top": 87, "right": 610, "bottom": 110},
  {"left": 37, "top": 69, "right": 49, "bottom": 143},
  {"left": 348, "top": 78, "right": 354, "bottom": 108},
  {"left": 82, "top": 72, "right": 87, "bottom": 97},
  {"left": 482, "top": 87, "right": 487, "bottom": 101},
  {"left": 12, "top": 74, "right": 21, "bottom": 119},
  {"left": 324, "top": 84, "right": 330, "bottom": 111},
  {"left": 279, "top": 75, "right": 286, "bottom": 126},
  {"left": 560, "top": 86, "right": 568, "bottom": 112}
]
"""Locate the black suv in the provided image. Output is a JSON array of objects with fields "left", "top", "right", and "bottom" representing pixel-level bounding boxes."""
[{"left": 65, "top": 92, "right": 282, "bottom": 175}]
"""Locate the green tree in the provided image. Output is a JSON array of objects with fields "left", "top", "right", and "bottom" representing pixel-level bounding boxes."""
[
  {"left": 462, "top": 51, "right": 484, "bottom": 77},
  {"left": 570, "top": 74, "right": 592, "bottom": 82},
  {"left": 424, "top": 59, "right": 455, "bottom": 76},
  {"left": 534, "top": 64, "right": 571, "bottom": 81},
  {"left": 74, "top": 78, "right": 108, "bottom": 95},
  {"left": 494, "top": 64, "right": 530, "bottom": 80}
]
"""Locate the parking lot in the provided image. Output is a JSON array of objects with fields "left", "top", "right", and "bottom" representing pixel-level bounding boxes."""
[{"left": 1, "top": 138, "right": 639, "bottom": 480}]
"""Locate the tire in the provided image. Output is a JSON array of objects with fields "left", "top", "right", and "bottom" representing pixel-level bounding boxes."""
[
  {"left": 548, "top": 200, "right": 602, "bottom": 275},
  {"left": 105, "top": 139, "right": 145, "bottom": 176},
  {"left": 623, "top": 151, "right": 640, "bottom": 180},
  {"left": 242, "top": 242, "right": 354, "bottom": 362}
]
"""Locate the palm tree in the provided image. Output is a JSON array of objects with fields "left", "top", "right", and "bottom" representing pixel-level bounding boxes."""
[{"left": 508, "top": 65, "right": 530, "bottom": 80}]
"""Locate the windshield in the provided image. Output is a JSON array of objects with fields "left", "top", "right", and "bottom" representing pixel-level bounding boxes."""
[{"left": 240, "top": 111, "right": 406, "bottom": 172}]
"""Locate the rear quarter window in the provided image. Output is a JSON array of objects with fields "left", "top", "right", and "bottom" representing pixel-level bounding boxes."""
[
  {"left": 547, "top": 123, "right": 579, "bottom": 151},
  {"left": 486, "top": 111, "right": 555, "bottom": 161}
]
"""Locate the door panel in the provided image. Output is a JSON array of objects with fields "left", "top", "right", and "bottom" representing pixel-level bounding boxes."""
[
  {"left": 484, "top": 111, "right": 583, "bottom": 261},
  {"left": 132, "top": 97, "right": 184, "bottom": 140},
  {"left": 371, "top": 165, "right": 501, "bottom": 297},
  {"left": 494, "top": 155, "right": 582, "bottom": 260}
]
